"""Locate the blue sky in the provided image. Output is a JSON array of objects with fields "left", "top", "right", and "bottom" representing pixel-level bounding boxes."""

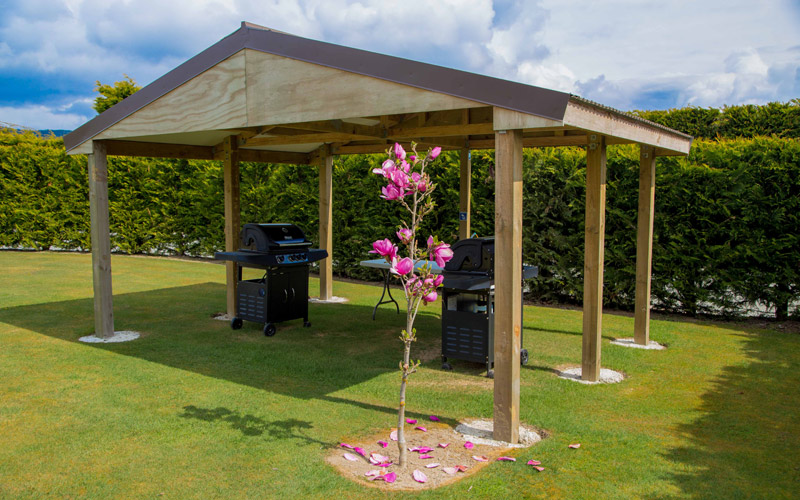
[{"left": 1, "top": 0, "right": 798, "bottom": 130}]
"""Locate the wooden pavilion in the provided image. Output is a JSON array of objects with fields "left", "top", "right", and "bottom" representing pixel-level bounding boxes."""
[{"left": 64, "top": 22, "right": 692, "bottom": 443}]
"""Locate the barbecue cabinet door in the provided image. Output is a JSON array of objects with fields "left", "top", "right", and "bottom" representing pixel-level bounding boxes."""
[
  {"left": 266, "top": 267, "right": 309, "bottom": 323},
  {"left": 266, "top": 271, "right": 290, "bottom": 322}
]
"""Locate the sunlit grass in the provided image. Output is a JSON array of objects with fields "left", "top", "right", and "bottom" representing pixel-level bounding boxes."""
[{"left": 0, "top": 251, "right": 797, "bottom": 499}]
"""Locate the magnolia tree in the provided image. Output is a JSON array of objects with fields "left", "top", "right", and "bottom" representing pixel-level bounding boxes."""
[{"left": 369, "top": 142, "right": 453, "bottom": 468}]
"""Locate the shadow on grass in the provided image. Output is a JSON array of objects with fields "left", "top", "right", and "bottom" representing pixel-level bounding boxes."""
[
  {"left": 0, "top": 282, "right": 443, "bottom": 402},
  {"left": 649, "top": 327, "right": 800, "bottom": 499},
  {"left": 179, "top": 405, "right": 330, "bottom": 446}
]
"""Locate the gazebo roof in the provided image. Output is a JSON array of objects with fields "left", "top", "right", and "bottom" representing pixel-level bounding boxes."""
[{"left": 65, "top": 22, "right": 691, "bottom": 161}]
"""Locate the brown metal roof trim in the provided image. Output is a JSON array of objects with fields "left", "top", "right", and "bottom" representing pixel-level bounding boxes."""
[
  {"left": 65, "top": 22, "right": 572, "bottom": 152},
  {"left": 569, "top": 95, "right": 694, "bottom": 140},
  {"left": 64, "top": 28, "right": 247, "bottom": 152},
  {"left": 242, "top": 24, "right": 571, "bottom": 121}
]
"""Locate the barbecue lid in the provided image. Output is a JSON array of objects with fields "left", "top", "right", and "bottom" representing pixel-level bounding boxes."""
[
  {"left": 241, "top": 223, "right": 312, "bottom": 251},
  {"left": 444, "top": 237, "right": 495, "bottom": 273}
]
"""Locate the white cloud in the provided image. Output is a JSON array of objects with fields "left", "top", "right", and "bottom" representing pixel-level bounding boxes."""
[
  {"left": 1, "top": 0, "right": 799, "bottom": 131},
  {"left": 0, "top": 103, "right": 92, "bottom": 130}
]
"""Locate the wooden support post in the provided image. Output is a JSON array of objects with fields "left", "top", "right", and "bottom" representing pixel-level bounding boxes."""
[
  {"left": 493, "top": 129, "right": 523, "bottom": 443},
  {"left": 88, "top": 141, "right": 114, "bottom": 338},
  {"left": 459, "top": 147, "right": 471, "bottom": 240},
  {"left": 319, "top": 146, "right": 334, "bottom": 300},
  {"left": 223, "top": 136, "right": 240, "bottom": 317},
  {"left": 582, "top": 135, "right": 607, "bottom": 382},
  {"left": 634, "top": 146, "right": 657, "bottom": 345}
]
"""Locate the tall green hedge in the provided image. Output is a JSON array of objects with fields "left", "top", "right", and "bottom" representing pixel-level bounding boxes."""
[
  {"left": 1, "top": 125, "right": 798, "bottom": 319},
  {"left": 633, "top": 100, "right": 800, "bottom": 139}
]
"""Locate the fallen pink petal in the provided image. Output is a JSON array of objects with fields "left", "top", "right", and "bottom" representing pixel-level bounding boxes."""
[
  {"left": 418, "top": 454, "right": 434, "bottom": 459},
  {"left": 425, "top": 463, "right": 440, "bottom": 468},
  {"left": 415, "top": 426, "right": 427, "bottom": 432},
  {"left": 378, "top": 440, "right": 388, "bottom": 448},
  {"left": 354, "top": 447, "right": 366, "bottom": 457},
  {"left": 438, "top": 443, "right": 449, "bottom": 448},
  {"left": 533, "top": 466, "right": 545, "bottom": 472},
  {"left": 412, "top": 470, "right": 428, "bottom": 483},
  {"left": 383, "top": 472, "right": 397, "bottom": 483},
  {"left": 343, "top": 453, "right": 358, "bottom": 461},
  {"left": 472, "top": 455, "right": 488, "bottom": 462},
  {"left": 406, "top": 418, "right": 417, "bottom": 424},
  {"left": 415, "top": 447, "right": 433, "bottom": 454},
  {"left": 569, "top": 443, "right": 581, "bottom": 449},
  {"left": 377, "top": 462, "right": 392, "bottom": 467},
  {"left": 527, "top": 460, "right": 541, "bottom": 466},
  {"left": 364, "top": 470, "right": 380, "bottom": 477},
  {"left": 409, "top": 446, "right": 421, "bottom": 452},
  {"left": 497, "top": 457, "right": 516, "bottom": 462},
  {"left": 340, "top": 443, "right": 354, "bottom": 449},
  {"left": 390, "top": 430, "right": 398, "bottom": 441},
  {"left": 443, "top": 467, "right": 457, "bottom": 475},
  {"left": 464, "top": 441, "right": 474, "bottom": 449},
  {"left": 429, "top": 415, "right": 441, "bottom": 421},
  {"left": 370, "top": 453, "right": 391, "bottom": 464},
  {"left": 455, "top": 465, "right": 468, "bottom": 472}
]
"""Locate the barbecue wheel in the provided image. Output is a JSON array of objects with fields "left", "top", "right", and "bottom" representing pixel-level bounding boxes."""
[
  {"left": 303, "top": 321, "right": 311, "bottom": 328},
  {"left": 441, "top": 362, "right": 452, "bottom": 371},
  {"left": 520, "top": 349, "right": 529, "bottom": 366},
  {"left": 486, "top": 369, "right": 494, "bottom": 379},
  {"left": 263, "top": 323, "right": 277, "bottom": 337},
  {"left": 230, "top": 317, "right": 243, "bottom": 330}
]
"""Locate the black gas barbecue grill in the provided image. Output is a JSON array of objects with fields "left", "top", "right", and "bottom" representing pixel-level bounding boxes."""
[
  {"left": 215, "top": 223, "right": 328, "bottom": 336},
  {"left": 440, "top": 237, "right": 538, "bottom": 377}
]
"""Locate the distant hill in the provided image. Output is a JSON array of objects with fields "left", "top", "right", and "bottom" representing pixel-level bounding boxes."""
[{"left": 37, "top": 129, "right": 71, "bottom": 138}]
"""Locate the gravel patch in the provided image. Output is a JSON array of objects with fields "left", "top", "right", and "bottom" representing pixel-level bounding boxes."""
[
  {"left": 79, "top": 331, "right": 140, "bottom": 343},
  {"left": 454, "top": 419, "right": 542, "bottom": 448},
  {"left": 557, "top": 367, "right": 625, "bottom": 384},
  {"left": 610, "top": 337, "right": 665, "bottom": 350}
]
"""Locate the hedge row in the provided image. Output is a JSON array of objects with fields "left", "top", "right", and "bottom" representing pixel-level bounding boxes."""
[
  {"left": 1, "top": 129, "right": 798, "bottom": 319},
  {"left": 633, "top": 100, "right": 800, "bottom": 140}
]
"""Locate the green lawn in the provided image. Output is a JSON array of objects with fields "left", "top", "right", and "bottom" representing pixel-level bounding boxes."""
[{"left": 0, "top": 251, "right": 798, "bottom": 499}]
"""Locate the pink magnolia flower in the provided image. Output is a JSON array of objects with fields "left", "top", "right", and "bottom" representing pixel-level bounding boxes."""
[
  {"left": 391, "top": 257, "right": 414, "bottom": 275},
  {"left": 431, "top": 242, "right": 454, "bottom": 268},
  {"left": 394, "top": 142, "right": 406, "bottom": 160},
  {"left": 422, "top": 290, "right": 438, "bottom": 303},
  {"left": 373, "top": 159, "right": 396, "bottom": 177},
  {"left": 390, "top": 169, "right": 410, "bottom": 189},
  {"left": 381, "top": 184, "right": 403, "bottom": 200},
  {"left": 370, "top": 239, "right": 397, "bottom": 261},
  {"left": 429, "top": 146, "right": 442, "bottom": 160},
  {"left": 396, "top": 228, "right": 413, "bottom": 244}
]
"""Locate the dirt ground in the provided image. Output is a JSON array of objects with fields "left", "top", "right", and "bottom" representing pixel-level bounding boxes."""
[{"left": 326, "top": 420, "right": 545, "bottom": 491}]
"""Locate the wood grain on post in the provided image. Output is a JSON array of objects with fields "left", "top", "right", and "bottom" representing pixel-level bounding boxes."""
[
  {"left": 319, "top": 147, "right": 334, "bottom": 300},
  {"left": 493, "top": 128, "right": 523, "bottom": 444},
  {"left": 88, "top": 141, "right": 114, "bottom": 338},
  {"left": 634, "top": 146, "right": 657, "bottom": 345},
  {"left": 223, "top": 136, "right": 240, "bottom": 317},
  {"left": 459, "top": 147, "right": 471, "bottom": 240},
  {"left": 582, "top": 135, "right": 607, "bottom": 382}
]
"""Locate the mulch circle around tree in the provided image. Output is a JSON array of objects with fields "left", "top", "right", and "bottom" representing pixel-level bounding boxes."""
[{"left": 327, "top": 419, "right": 546, "bottom": 491}]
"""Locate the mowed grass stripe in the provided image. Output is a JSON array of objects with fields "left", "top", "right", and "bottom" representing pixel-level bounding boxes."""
[{"left": 0, "top": 251, "right": 797, "bottom": 499}]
